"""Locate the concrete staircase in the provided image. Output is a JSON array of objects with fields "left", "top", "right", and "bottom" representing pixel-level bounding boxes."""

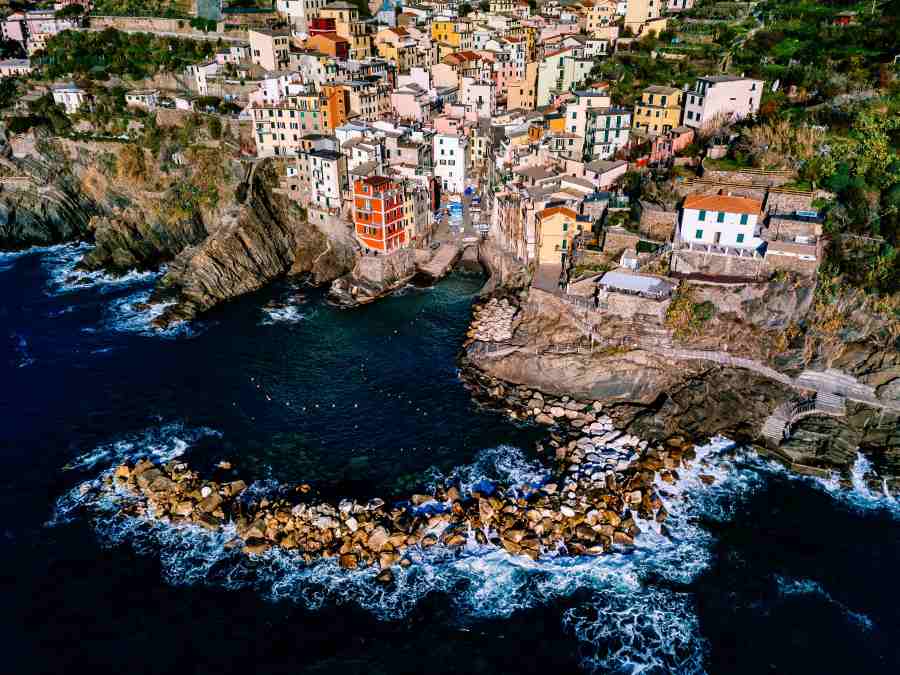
[{"left": 761, "top": 392, "right": 848, "bottom": 447}]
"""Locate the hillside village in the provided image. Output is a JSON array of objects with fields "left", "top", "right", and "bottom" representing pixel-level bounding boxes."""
[{"left": 0, "top": 2, "right": 897, "bottom": 359}]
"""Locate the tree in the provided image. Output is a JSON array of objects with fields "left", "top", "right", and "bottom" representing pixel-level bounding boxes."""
[
  {"left": 0, "top": 77, "right": 19, "bottom": 111},
  {"left": 479, "top": 0, "right": 490, "bottom": 10},
  {"left": 207, "top": 116, "right": 222, "bottom": 140},
  {"left": 459, "top": 3, "right": 473, "bottom": 17},
  {"left": 55, "top": 5, "right": 85, "bottom": 21}
]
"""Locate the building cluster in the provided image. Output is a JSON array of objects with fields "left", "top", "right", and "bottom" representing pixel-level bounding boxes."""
[
  {"left": 1, "top": 1, "right": 90, "bottom": 56},
  {"left": 1, "top": 0, "right": 773, "bottom": 270}
]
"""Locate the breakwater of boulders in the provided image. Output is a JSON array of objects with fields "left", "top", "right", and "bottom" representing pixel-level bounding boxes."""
[
  {"left": 102, "top": 426, "right": 701, "bottom": 583},
  {"left": 466, "top": 297, "right": 517, "bottom": 342}
]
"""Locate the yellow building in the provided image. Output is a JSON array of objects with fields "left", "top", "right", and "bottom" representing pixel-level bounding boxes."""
[
  {"left": 431, "top": 20, "right": 460, "bottom": 47},
  {"left": 537, "top": 206, "right": 580, "bottom": 265},
  {"left": 633, "top": 85, "right": 683, "bottom": 135},
  {"left": 318, "top": 1, "right": 372, "bottom": 60}
]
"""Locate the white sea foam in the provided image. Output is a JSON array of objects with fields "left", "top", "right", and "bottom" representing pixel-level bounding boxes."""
[
  {"left": 1, "top": 242, "right": 72, "bottom": 263},
  {"left": 54, "top": 430, "right": 769, "bottom": 672},
  {"left": 42, "top": 243, "right": 161, "bottom": 295},
  {"left": 259, "top": 304, "right": 314, "bottom": 326},
  {"left": 102, "top": 288, "right": 203, "bottom": 339},
  {"left": 49, "top": 423, "right": 221, "bottom": 527},
  {"left": 776, "top": 575, "right": 874, "bottom": 631},
  {"left": 750, "top": 450, "right": 899, "bottom": 517}
]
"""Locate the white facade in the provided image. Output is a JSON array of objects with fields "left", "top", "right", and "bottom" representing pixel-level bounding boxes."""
[
  {"left": 185, "top": 61, "right": 220, "bottom": 96},
  {"left": 52, "top": 85, "right": 88, "bottom": 114},
  {"left": 0, "top": 58, "right": 32, "bottom": 77},
  {"left": 585, "top": 107, "right": 631, "bottom": 160},
  {"left": 304, "top": 149, "right": 346, "bottom": 211},
  {"left": 276, "top": 0, "right": 328, "bottom": 34},
  {"left": 680, "top": 198, "right": 763, "bottom": 249},
  {"left": 434, "top": 133, "right": 469, "bottom": 194},
  {"left": 125, "top": 90, "right": 159, "bottom": 111},
  {"left": 460, "top": 78, "right": 496, "bottom": 118},
  {"left": 682, "top": 76, "right": 764, "bottom": 130}
]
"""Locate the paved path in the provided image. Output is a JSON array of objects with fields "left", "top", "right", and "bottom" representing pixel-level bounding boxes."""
[
  {"left": 557, "top": 297, "right": 900, "bottom": 414},
  {"left": 418, "top": 242, "right": 460, "bottom": 279}
]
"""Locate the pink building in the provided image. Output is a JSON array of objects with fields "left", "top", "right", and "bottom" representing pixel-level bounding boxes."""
[{"left": 649, "top": 126, "right": 694, "bottom": 165}]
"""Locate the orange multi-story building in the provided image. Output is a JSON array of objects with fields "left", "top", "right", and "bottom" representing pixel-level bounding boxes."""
[
  {"left": 353, "top": 176, "right": 407, "bottom": 252},
  {"left": 322, "top": 84, "right": 349, "bottom": 131}
]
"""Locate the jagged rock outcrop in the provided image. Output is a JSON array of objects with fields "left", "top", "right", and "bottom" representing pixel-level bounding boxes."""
[
  {"left": 0, "top": 181, "right": 96, "bottom": 250},
  {"left": 78, "top": 210, "right": 209, "bottom": 275},
  {"left": 462, "top": 277, "right": 900, "bottom": 481},
  {"left": 328, "top": 248, "right": 416, "bottom": 307},
  {"left": 152, "top": 161, "right": 354, "bottom": 326}
]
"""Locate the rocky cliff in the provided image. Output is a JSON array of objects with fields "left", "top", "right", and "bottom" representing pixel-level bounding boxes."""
[
  {"left": 0, "top": 135, "right": 356, "bottom": 324},
  {"left": 152, "top": 161, "right": 354, "bottom": 326},
  {"left": 463, "top": 265, "right": 900, "bottom": 485}
]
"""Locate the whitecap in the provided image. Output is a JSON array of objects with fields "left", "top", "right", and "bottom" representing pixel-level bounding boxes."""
[
  {"left": 104, "top": 289, "right": 201, "bottom": 339},
  {"left": 259, "top": 304, "right": 313, "bottom": 326},
  {"left": 42, "top": 243, "right": 161, "bottom": 295},
  {"left": 50, "top": 423, "right": 221, "bottom": 526},
  {"left": 749, "top": 450, "right": 899, "bottom": 517},
  {"left": 776, "top": 575, "right": 874, "bottom": 631},
  {"left": 61, "top": 422, "right": 221, "bottom": 474}
]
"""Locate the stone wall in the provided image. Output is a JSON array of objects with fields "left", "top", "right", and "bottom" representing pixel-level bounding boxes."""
[
  {"left": 766, "top": 215, "right": 822, "bottom": 240},
  {"left": 702, "top": 167, "right": 795, "bottom": 187},
  {"left": 602, "top": 291, "right": 670, "bottom": 323},
  {"left": 89, "top": 15, "right": 247, "bottom": 39},
  {"left": 764, "top": 189, "right": 832, "bottom": 215},
  {"left": 603, "top": 227, "right": 640, "bottom": 254},
  {"left": 671, "top": 249, "right": 767, "bottom": 280},
  {"left": 638, "top": 203, "right": 677, "bottom": 241},
  {"left": 764, "top": 252, "right": 818, "bottom": 275},
  {"left": 355, "top": 248, "right": 416, "bottom": 285},
  {"left": 479, "top": 239, "right": 528, "bottom": 293},
  {"left": 674, "top": 179, "right": 768, "bottom": 202}
]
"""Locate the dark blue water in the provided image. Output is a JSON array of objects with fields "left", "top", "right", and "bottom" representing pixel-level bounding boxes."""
[{"left": 2, "top": 244, "right": 899, "bottom": 674}]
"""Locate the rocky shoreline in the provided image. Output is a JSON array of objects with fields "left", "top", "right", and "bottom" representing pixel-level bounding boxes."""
[{"left": 98, "top": 422, "right": 703, "bottom": 581}]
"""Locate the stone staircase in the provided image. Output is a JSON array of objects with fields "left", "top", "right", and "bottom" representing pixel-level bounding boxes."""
[{"left": 761, "top": 392, "right": 848, "bottom": 447}]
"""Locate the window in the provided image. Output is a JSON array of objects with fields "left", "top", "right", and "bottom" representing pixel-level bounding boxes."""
[
  {"left": 698, "top": 209, "right": 706, "bottom": 221},
  {"left": 717, "top": 212, "right": 725, "bottom": 223},
  {"left": 695, "top": 229, "right": 703, "bottom": 239},
  {"left": 739, "top": 214, "right": 748, "bottom": 225},
  {"left": 562, "top": 222, "right": 568, "bottom": 232},
  {"left": 561, "top": 239, "right": 567, "bottom": 250},
  {"left": 736, "top": 233, "right": 745, "bottom": 243}
]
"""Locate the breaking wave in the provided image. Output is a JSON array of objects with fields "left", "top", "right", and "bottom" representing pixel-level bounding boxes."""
[
  {"left": 42, "top": 243, "right": 161, "bottom": 295},
  {"left": 776, "top": 575, "right": 874, "bottom": 631},
  {"left": 0, "top": 243, "right": 72, "bottom": 271},
  {"left": 259, "top": 304, "right": 314, "bottom": 326},
  {"left": 751, "top": 451, "right": 899, "bottom": 517},
  {"left": 104, "top": 289, "right": 201, "bottom": 339},
  {"left": 50, "top": 427, "right": 772, "bottom": 672},
  {"left": 51, "top": 423, "right": 221, "bottom": 526}
]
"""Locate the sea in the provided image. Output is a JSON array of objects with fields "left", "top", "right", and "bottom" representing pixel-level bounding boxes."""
[{"left": 2, "top": 243, "right": 899, "bottom": 674}]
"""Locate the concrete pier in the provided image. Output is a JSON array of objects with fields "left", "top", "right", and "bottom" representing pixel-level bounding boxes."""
[{"left": 417, "top": 242, "right": 461, "bottom": 280}]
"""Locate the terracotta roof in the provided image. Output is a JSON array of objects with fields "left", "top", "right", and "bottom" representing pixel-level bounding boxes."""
[
  {"left": 538, "top": 206, "right": 578, "bottom": 220},
  {"left": 312, "top": 33, "right": 349, "bottom": 43},
  {"left": 683, "top": 194, "right": 762, "bottom": 216}
]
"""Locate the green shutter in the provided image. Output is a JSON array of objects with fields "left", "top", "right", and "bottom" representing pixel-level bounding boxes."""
[{"left": 695, "top": 229, "right": 703, "bottom": 239}]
